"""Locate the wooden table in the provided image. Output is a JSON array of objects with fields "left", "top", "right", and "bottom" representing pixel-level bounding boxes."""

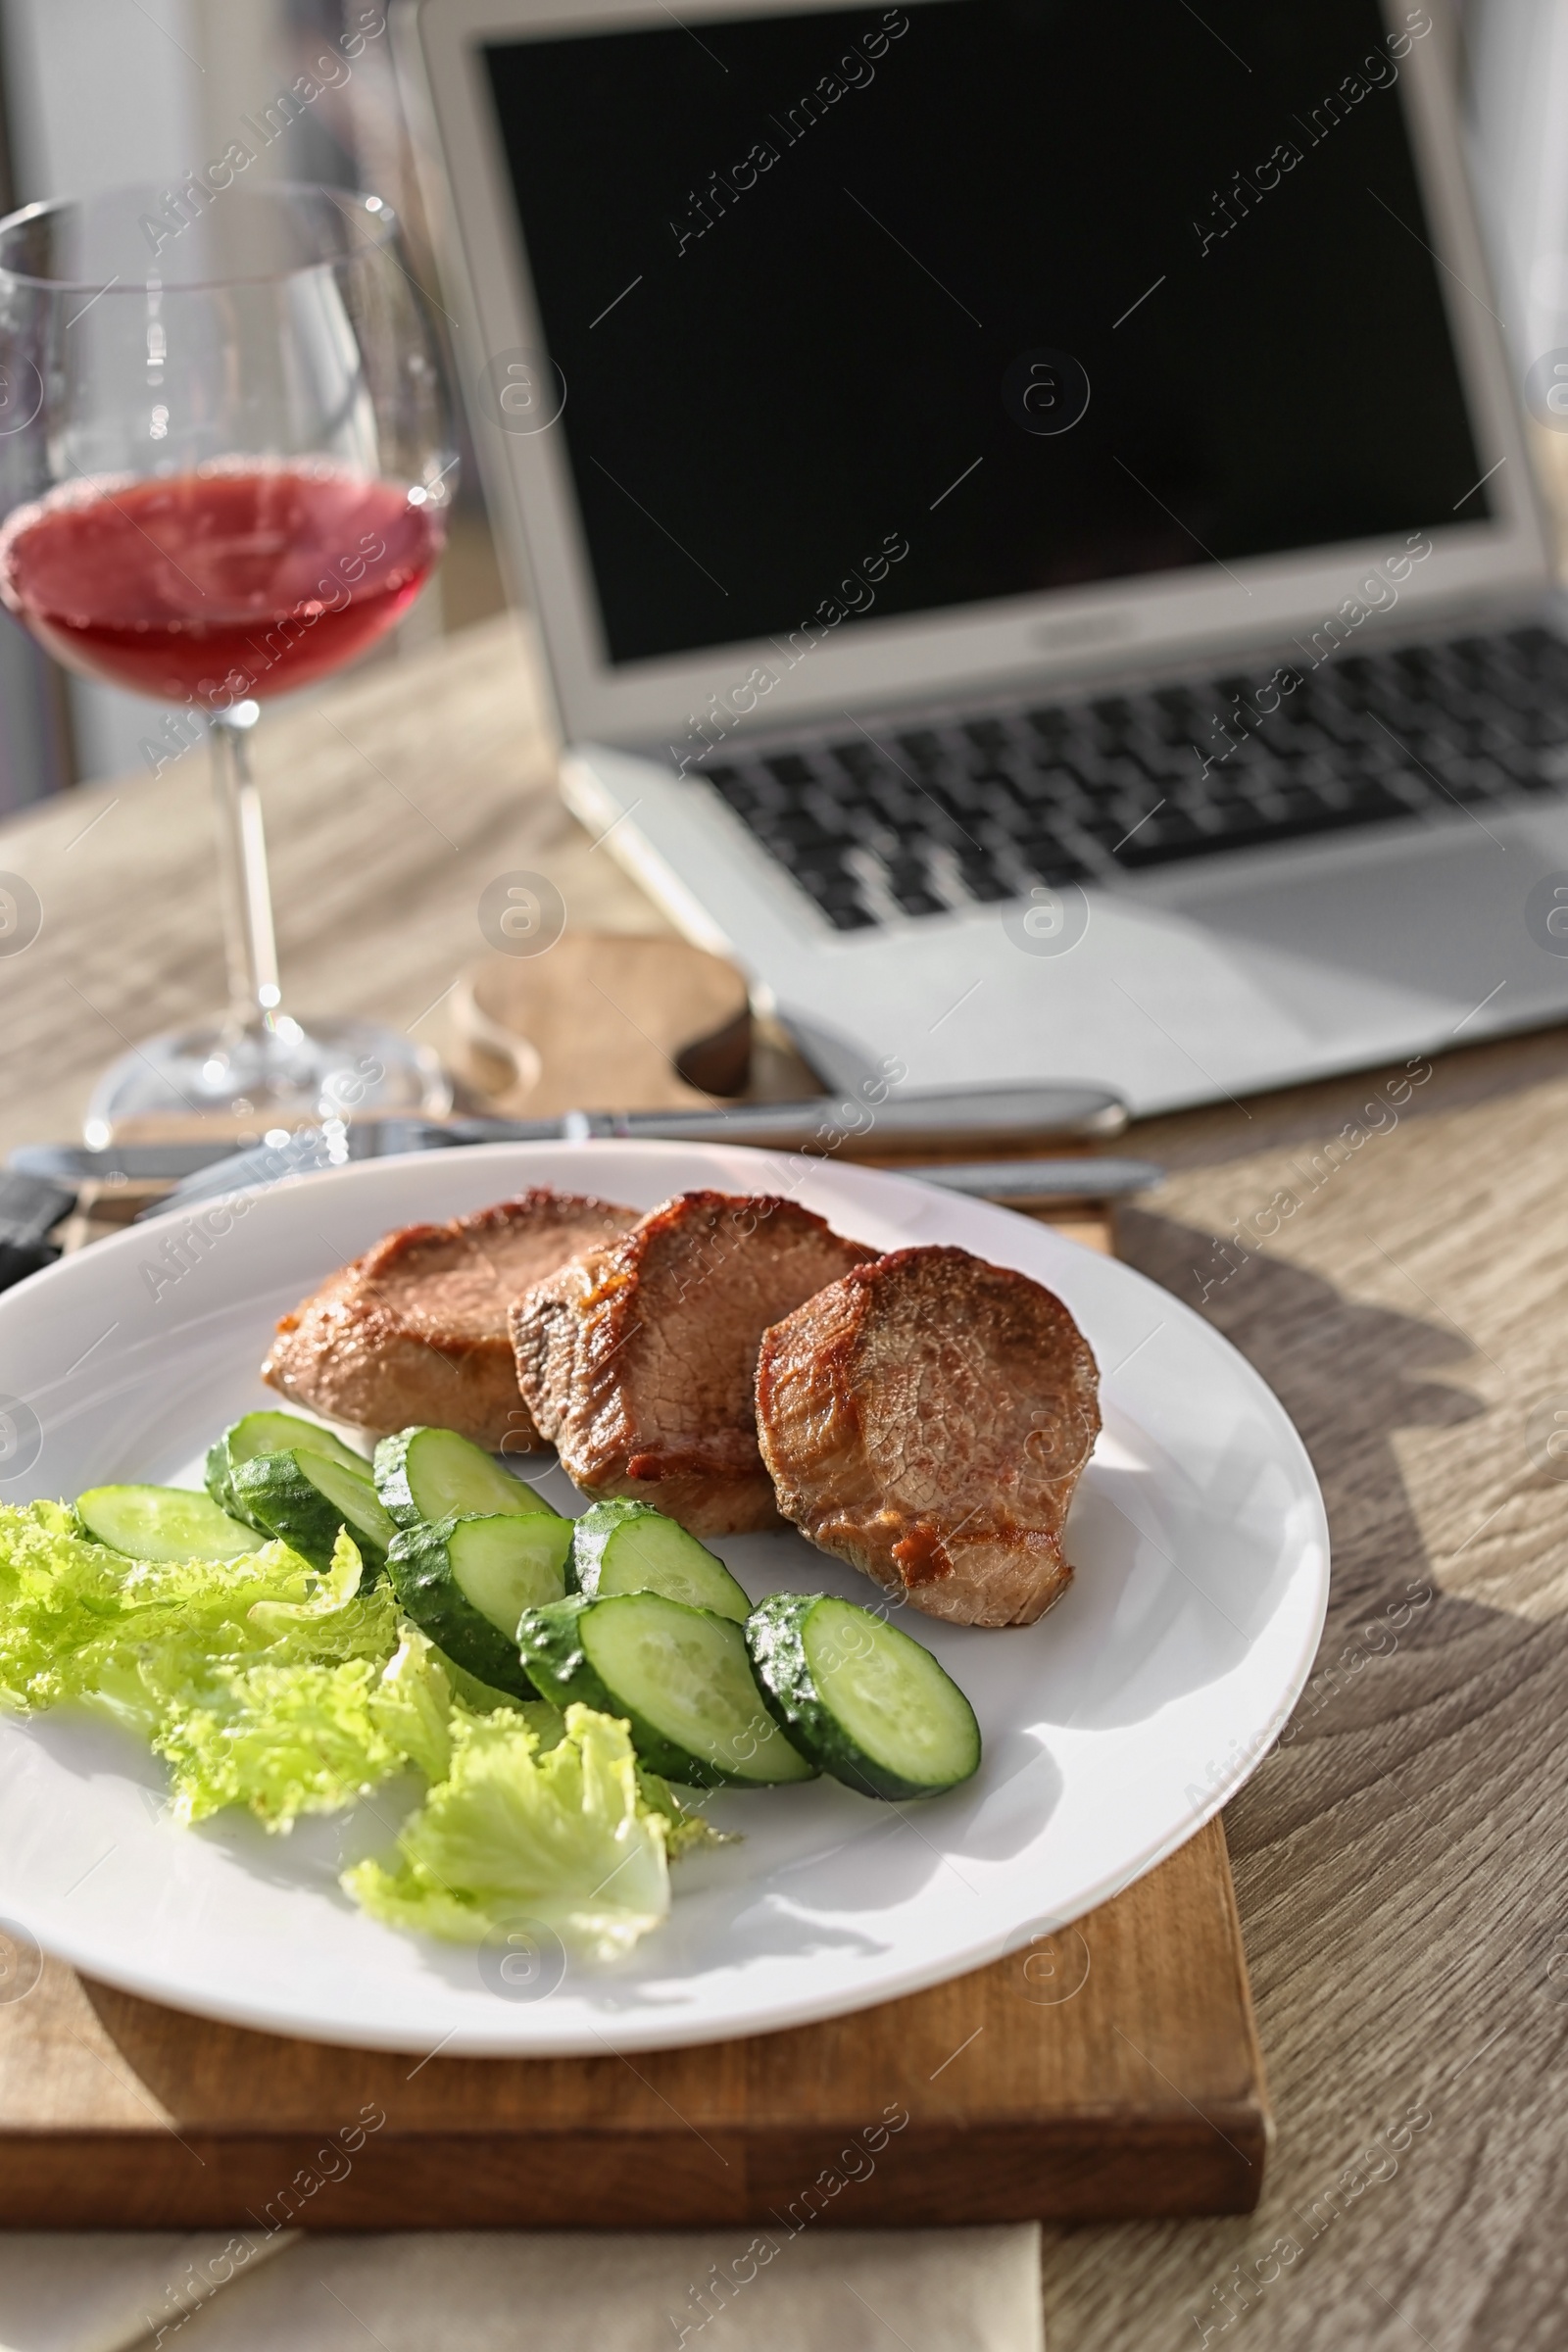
[{"left": 2, "top": 614, "right": 1564, "bottom": 2348}]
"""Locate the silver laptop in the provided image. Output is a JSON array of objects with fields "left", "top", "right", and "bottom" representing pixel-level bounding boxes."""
[{"left": 399, "top": 0, "right": 1568, "bottom": 1114}]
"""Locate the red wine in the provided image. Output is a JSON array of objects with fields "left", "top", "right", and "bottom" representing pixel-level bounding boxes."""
[{"left": 0, "top": 466, "right": 442, "bottom": 705}]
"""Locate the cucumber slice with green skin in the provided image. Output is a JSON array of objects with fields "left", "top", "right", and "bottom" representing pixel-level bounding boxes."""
[
  {"left": 746, "top": 1594, "right": 981, "bottom": 1801},
  {"left": 76, "top": 1485, "right": 259, "bottom": 1563},
  {"left": 386, "top": 1512, "right": 574, "bottom": 1699},
  {"left": 227, "top": 1449, "right": 397, "bottom": 1576},
  {"left": 373, "top": 1426, "right": 551, "bottom": 1531},
  {"left": 516, "top": 1592, "right": 817, "bottom": 1790},
  {"left": 570, "top": 1499, "right": 751, "bottom": 1623},
  {"left": 207, "top": 1411, "right": 368, "bottom": 1520}
]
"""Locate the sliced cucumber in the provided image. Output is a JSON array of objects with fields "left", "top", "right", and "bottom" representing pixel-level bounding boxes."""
[
  {"left": 516, "top": 1592, "right": 816, "bottom": 1789},
  {"left": 373, "top": 1425, "right": 551, "bottom": 1531},
  {"left": 76, "top": 1485, "right": 258, "bottom": 1563},
  {"left": 747, "top": 1594, "right": 981, "bottom": 1800},
  {"left": 227, "top": 1448, "right": 397, "bottom": 1576},
  {"left": 570, "top": 1499, "right": 751, "bottom": 1623},
  {"left": 207, "top": 1410, "right": 367, "bottom": 1518},
  {"left": 387, "top": 1512, "right": 574, "bottom": 1699}
]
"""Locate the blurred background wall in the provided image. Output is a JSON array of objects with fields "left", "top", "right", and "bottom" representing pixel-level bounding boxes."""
[
  {"left": 1465, "top": 0, "right": 1568, "bottom": 562},
  {"left": 0, "top": 0, "right": 507, "bottom": 808},
  {"left": 0, "top": 0, "right": 1562, "bottom": 808}
]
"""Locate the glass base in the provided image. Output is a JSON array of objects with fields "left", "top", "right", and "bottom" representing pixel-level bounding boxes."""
[{"left": 82, "top": 1014, "right": 452, "bottom": 1145}]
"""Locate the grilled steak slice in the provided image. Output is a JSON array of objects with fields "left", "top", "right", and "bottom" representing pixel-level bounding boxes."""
[
  {"left": 756, "top": 1245, "right": 1100, "bottom": 1626},
  {"left": 263, "top": 1191, "right": 636, "bottom": 1451},
  {"left": 510, "top": 1190, "right": 874, "bottom": 1534}
]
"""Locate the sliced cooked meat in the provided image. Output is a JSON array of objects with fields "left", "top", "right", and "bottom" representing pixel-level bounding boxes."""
[
  {"left": 756, "top": 1245, "right": 1100, "bottom": 1627},
  {"left": 510, "top": 1190, "right": 874, "bottom": 1534},
  {"left": 262, "top": 1191, "right": 637, "bottom": 1451}
]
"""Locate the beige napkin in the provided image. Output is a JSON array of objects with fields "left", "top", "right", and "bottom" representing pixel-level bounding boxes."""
[
  {"left": 0, "top": 2229, "right": 1042, "bottom": 2352},
  {"left": 0, "top": 2234, "right": 291, "bottom": 2352}
]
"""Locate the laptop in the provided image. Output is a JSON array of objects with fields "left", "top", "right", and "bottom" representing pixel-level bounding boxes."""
[{"left": 397, "top": 0, "right": 1568, "bottom": 1113}]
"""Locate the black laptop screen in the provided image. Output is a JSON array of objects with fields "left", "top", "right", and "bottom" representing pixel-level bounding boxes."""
[{"left": 482, "top": 0, "right": 1486, "bottom": 668}]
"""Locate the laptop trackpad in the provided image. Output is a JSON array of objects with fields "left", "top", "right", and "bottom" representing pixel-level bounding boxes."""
[{"left": 1162, "top": 827, "right": 1568, "bottom": 1042}]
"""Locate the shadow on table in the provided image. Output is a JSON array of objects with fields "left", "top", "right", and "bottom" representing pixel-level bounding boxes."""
[
  {"left": 1118, "top": 1204, "right": 1479, "bottom": 1633},
  {"left": 1118, "top": 1206, "right": 1568, "bottom": 1755}
]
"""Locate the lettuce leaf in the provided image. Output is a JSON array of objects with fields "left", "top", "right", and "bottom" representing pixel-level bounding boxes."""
[
  {"left": 0, "top": 1507, "right": 425, "bottom": 1829},
  {"left": 634, "top": 1765, "right": 734, "bottom": 1861},
  {"left": 151, "top": 1614, "right": 464, "bottom": 1830},
  {"left": 342, "top": 1702, "right": 671, "bottom": 1959},
  {"left": 0, "top": 1498, "right": 170, "bottom": 1712},
  {"left": 0, "top": 1502, "right": 721, "bottom": 1954},
  {"left": 0, "top": 1499, "right": 333, "bottom": 1717},
  {"left": 155, "top": 1654, "right": 405, "bottom": 1828}
]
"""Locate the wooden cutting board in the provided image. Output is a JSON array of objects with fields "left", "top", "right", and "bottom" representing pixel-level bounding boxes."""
[
  {"left": 0, "top": 1812, "right": 1263, "bottom": 2230},
  {"left": 0, "top": 1199, "right": 1270, "bottom": 2228},
  {"left": 450, "top": 937, "right": 757, "bottom": 1111}
]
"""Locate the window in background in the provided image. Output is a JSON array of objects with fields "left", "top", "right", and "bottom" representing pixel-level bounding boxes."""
[
  {"left": 0, "top": 16, "right": 71, "bottom": 813},
  {"left": 0, "top": 0, "right": 504, "bottom": 800},
  {"left": 1465, "top": 0, "right": 1568, "bottom": 576}
]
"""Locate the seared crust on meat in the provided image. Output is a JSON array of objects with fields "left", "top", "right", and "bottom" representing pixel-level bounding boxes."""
[
  {"left": 510, "top": 1190, "right": 874, "bottom": 1534},
  {"left": 262, "top": 1190, "right": 636, "bottom": 1450},
  {"left": 756, "top": 1244, "right": 1100, "bottom": 1626}
]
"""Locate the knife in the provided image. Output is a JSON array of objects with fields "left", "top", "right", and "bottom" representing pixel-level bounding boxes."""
[
  {"left": 1, "top": 1082, "right": 1149, "bottom": 1238},
  {"left": 897, "top": 1157, "right": 1161, "bottom": 1201},
  {"left": 9, "top": 1080, "right": 1128, "bottom": 1192}
]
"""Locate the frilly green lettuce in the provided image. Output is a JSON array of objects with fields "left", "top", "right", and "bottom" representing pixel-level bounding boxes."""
[
  {"left": 0, "top": 1503, "right": 724, "bottom": 1954},
  {"left": 342, "top": 1702, "right": 672, "bottom": 1958},
  {"left": 634, "top": 1765, "right": 734, "bottom": 1862},
  {"left": 0, "top": 1508, "right": 421, "bottom": 1827},
  {"left": 152, "top": 1614, "right": 466, "bottom": 1830}
]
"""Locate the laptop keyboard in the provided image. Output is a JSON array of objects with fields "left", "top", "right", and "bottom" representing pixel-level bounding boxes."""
[{"left": 698, "top": 624, "right": 1568, "bottom": 931}]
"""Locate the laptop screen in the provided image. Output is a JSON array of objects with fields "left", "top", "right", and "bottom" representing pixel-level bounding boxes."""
[{"left": 483, "top": 0, "right": 1485, "bottom": 670}]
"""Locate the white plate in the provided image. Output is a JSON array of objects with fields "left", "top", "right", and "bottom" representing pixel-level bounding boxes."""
[{"left": 0, "top": 1143, "right": 1327, "bottom": 2055}]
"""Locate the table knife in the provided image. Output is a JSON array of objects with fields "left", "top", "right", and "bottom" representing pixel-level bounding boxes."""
[
  {"left": 1, "top": 1083, "right": 1152, "bottom": 1244},
  {"left": 9, "top": 1079, "right": 1128, "bottom": 1191}
]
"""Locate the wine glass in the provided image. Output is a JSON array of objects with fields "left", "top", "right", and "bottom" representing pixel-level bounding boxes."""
[{"left": 0, "top": 183, "right": 459, "bottom": 1139}]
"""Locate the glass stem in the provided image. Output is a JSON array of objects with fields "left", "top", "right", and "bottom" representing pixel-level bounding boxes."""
[{"left": 208, "top": 710, "right": 281, "bottom": 1039}]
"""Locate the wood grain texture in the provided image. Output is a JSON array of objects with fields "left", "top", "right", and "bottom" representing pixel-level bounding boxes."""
[
  {"left": 0, "top": 614, "right": 666, "bottom": 1160},
  {"left": 1038, "top": 1036, "right": 1568, "bottom": 2352},
  {"left": 0, "top": 1186, "right": 1269, "bottom": 2228},
  {"left": 0, "top": 1815, "right": 1264, "bottom": 2230},
  {"left": 454, "top": 934, "right": 753, "bottom": 1111},
  {"left": 7, "top": 614, "right": 1559, "bottom": 2335}
]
